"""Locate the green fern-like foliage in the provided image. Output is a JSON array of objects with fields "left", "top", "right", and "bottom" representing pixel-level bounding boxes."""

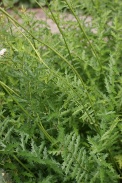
[
  {"left": 0, "top": 116, "right": 64, "bottom": 182},
  {"left": 115, "top": 155, "right": 122, "bottom": 169},
  {"left": 0, "top": 0, "right": 122, "bottom": 182},
  {"left": 58, "top": 132, "right": 119, "bottom": 183}
]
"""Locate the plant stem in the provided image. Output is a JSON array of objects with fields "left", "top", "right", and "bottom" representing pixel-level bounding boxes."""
[{"left": 64, "top": 0, "right": 102, "bottom": 72}]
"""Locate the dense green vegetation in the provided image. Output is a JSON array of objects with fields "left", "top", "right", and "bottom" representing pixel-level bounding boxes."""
[{"left": 0, "top": 0, "right": 122, "bottom": 182}]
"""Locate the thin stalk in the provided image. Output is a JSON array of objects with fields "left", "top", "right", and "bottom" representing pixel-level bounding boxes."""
[
  {"left": 0, "top": 81, "right": 55, "bottom": 143},
  {"left": 91, "top": 0, "right": 95, "bottom": 6},
  {"left": 64, "top": 0, "right": 102, "bottom": 71},
  {"left": 0, "top": 81, "right": 30, "bottom": 117},
  {"left": 0, "top": 151, "right": 33, "bottom": 175},
  {"left": 36, "top": 0, "right": 73, "bottom": 61},
  {"left": 13, "top": 155, "right": 34, "bottom": 176},
  {"left": 0, "top": 81, "right": 20, "bottom": 97},
  {"left": 36, "top": 115, "right": 55, "bottom": 144}
]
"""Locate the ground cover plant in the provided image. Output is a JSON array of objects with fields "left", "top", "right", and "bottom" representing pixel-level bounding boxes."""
[{"left": 0, "top": 0, "right": 122, "bottom": 182}]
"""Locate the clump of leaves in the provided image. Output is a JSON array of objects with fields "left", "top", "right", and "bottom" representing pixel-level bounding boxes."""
[{"left": 0, "top": 0, "right": 122, "bottom": 182}]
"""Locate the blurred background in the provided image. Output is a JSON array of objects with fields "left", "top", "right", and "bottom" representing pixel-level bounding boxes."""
[{"left": 0, "top": 0, "right": 51, "bottom": 8}]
